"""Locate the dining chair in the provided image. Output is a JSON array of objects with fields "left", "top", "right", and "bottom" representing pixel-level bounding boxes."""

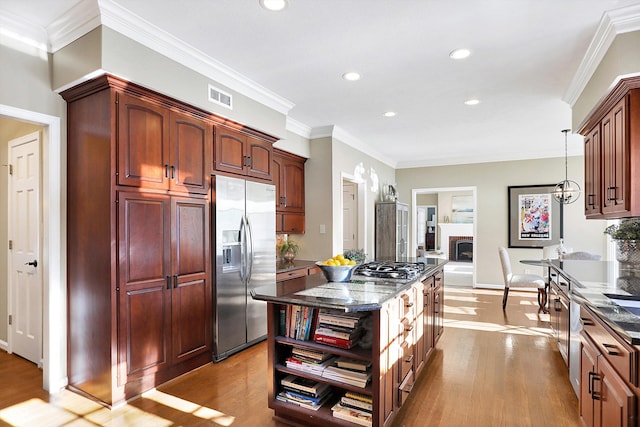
[
  {"left": 498, "top": 247, "right": 547, "bottom": 312},
  {"left": 562, "top": 251, "right": 601, "bottom": 260}
]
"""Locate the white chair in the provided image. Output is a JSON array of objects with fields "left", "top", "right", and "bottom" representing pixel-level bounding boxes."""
[
  {"left": 498, "top": 247, "right": 547, "bottom": 312},
  {"left": 562, "top": 251, "right": 601, "bottom": 261}
]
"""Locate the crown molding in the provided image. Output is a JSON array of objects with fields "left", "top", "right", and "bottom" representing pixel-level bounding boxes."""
[
  {"left": 47, "top": 0, "right": 101, "bottom": 52},
  {"left": 285, "top": 116, "right": 312, "bottom": 138},
  {"left": 564, "top": 3, "right": 640, "bottom": 106},
  {"left": 0, "top": 8, "right": 49, "bottom": 52}
]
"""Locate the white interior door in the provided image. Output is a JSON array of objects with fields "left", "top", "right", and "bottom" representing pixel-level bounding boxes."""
[
  {"left": 342, "top": 181, "right": 358, "bottom": 250},
  {"left": 8, "top": 131, "right": 42, "bottom": 366}
]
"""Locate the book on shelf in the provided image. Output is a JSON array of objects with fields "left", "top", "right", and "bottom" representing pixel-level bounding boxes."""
[
  {"left": 331, "top": 402, "right": 372, "bottom": 427},
  {"left": 285, "top": 355, "right": 336, "bottom": 376},
  {"left": 335, "top": 357, "right": 372, "bottom": 372},
  {"left": 321, "top": 370, "right": 371, "bottom": 388},
  {"left": 282, "top": 305, "right": 318, "bottom": 341},
  {"left": 314, "top": 325, "right": 364, "bottom": 341},
  {"left": 314, "top": 333, "right": 358, "bottom": 349},
  {"left": 281, "top": 387, "right": 330, "bottom": 404},
  {"left": 324, "top": 363, "right": 371, "bottom": 382},
  {"left": 291, "top": 346, "right": 332, "bottom": 362},
  {"left": 344, "top": 391, "right": 373, "bottom": 404},
  {"left": 340, "top": 395, "right": 373, "bottom": 413},
  {"left": 276, "top": 390, "right": 330, "bottom": 412},
  {"left": 317, "top": 309, "right": 368, "bottom": 329},
  {"left": 280, "top": 374, "right": 330, "bottom": 396}
]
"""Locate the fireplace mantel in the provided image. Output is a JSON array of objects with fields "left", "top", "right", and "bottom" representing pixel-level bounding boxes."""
[{"left": 439, "top": 223, "right": 473, "bottom": 260}]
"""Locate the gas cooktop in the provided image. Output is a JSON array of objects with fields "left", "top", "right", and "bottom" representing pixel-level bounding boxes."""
[{"left": 354, "top": 261, "right": 426, "bottom": 280}]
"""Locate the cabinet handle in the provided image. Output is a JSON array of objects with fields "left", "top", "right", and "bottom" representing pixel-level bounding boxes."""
[
  {"left": 587, "top": 194, "right": 595, "bottom": 207},
  {"left": 164, "top": 164, "right": 170, "bottom": 178},
  {"left": 580, "top": 317, "right": 594, "bottom": 326},
  {"left": 404, "top": 324, "right": 414, "bottom": 332},
  {"left": 170, "top": 165, "right": 175, "bottom": 179},
  {"left": 405, "top": 354, "right": 414, "bottom": 363},
  {"left": 554, "top": 298, "right": 561, "bottom": 311},
  {"left": 166, "top": 276, "right": 171, "bottom": 290},
  {"left": 590, "top": 372, "right": 601, "bottom": 401},
  {"left": 173, "top": 275, "right": 178, "bottom": 288},
  {"left": 602, "top": 343, "right": 619, "bottom": 356},
  {"left": 607, "top": 186, "right": 617, "bottom": 201},
  {"left": 405, "top": 302, "right": 414, "bottom": 308},
  {"left": 243, "top": 155, "right": 252, "bottom": 167}
]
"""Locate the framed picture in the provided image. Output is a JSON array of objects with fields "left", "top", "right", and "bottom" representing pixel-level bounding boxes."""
[{"left": 508, "top": 184, "right": 560, "bottom": 248}]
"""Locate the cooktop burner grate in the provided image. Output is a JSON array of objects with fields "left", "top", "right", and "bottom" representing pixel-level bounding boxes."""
[{"left": 354, "top": 261, "right": 426, "bottom": 279}]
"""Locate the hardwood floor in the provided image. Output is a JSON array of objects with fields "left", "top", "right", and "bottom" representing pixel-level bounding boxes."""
[{"left": 1, "top": 287, "right": 579, "bottom": 427}]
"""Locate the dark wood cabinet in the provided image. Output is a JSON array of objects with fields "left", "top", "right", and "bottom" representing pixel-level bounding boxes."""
[
  {"left": 117, "top": 93, "right": 212, "bottom": 195},
  {"left": 579, "top": 306, "right": 636, "bottom": 427},
  {"left": 215, "top": 126, "right": 274, "bottom": 181},
  {"left": 273, "top": 149, "right": 306, "bottom": 233},
  {"left": 584, "top": 125, "right": 601, "bottom": 217},
  {"left": 550, "top": 274, "right": 570, "bottom": 365},
  {"left": 579, "top": 77, "right": 640, "bottom": 219},
  {"left": 63, "top": 74, "right": 213, "bottom": 407}
]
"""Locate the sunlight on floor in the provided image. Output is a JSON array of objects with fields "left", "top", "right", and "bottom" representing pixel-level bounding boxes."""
[
  {"left": 444, "top": 318, "right": 552, "bottom": 336},
  {"left": 142, "top": 390, "right": 235, "bottom": 425},
  {"left": 0, "top": 388, "right": 236, "bottom": 427}
]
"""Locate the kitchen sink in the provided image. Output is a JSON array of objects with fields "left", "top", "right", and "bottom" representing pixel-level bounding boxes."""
[{"left": 604, "top": 293, "right": 640, "bottom": 316}]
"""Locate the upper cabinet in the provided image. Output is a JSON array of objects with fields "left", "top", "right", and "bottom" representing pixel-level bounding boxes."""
[
  {"left": 579, "top": 77, "right": 640, "bottom": 219},
  {"left": 273, "top": 148, "right": 306, "bottom": 233},
  {"left": 215, "top": 126, "right": 274, "bottom": 181},
  {"left": 117, "top": 92, "right": 212, "bottom": 195}
]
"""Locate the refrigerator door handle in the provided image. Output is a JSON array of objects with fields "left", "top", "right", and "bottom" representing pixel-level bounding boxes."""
[
  {"left": 239, "top": 216, "right": 247, "bottom": 282},
  {"left": 245, "top": 215, "right": 254, "bottom": 283}
]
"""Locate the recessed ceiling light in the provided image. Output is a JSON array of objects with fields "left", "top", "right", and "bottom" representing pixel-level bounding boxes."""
[
  {"left": 384, "top": 111, "right": 396, "bottom": 117},
  {"left": 449, "top": 48, "right": 471, "bottom": 60},
  {"left": 259, "top": 0, "right": 288, "bottom": 11},
  {"left": 342, "top": 72, "right": 361, "bottom": 81},
  {"left": 464, "top": 99, "right": 480, "bottom": 106}
]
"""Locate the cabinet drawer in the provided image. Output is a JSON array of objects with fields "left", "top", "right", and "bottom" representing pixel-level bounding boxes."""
[
  {"left": 581, "top": 305, "right": 638, "bottom": 386},
  {"left": 307, "top": 265, "right": 321, "bottom": 275},
  {"left": 276, "top": 268, "right": 307, "bottom": 282},
  {"left": 398, "top": 369, "right": 414, "bottom": 407}
]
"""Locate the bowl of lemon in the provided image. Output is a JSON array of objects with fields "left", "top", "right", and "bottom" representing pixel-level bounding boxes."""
[{"left": 316, "top": 254, "right": 358, "bottom": 282}]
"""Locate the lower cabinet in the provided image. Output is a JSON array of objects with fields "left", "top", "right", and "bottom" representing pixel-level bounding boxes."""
[
  {"left": 550, "top": 275, "right": 570, "bottom": 365},
  {"left": 579, "top": 306, "right": 636, "bottom": 427}
]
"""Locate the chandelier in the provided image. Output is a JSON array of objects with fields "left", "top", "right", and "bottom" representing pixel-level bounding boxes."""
[{"left": 552, "top": 129, "right": 581, "bottom": 204}]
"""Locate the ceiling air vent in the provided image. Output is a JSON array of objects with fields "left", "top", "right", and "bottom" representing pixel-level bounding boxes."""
[{"left": 208, "top": 84, "right": 233, "bottom": 109}]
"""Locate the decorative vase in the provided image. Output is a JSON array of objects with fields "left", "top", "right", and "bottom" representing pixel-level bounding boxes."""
[
  {"left": 615, "top": 239, "right": 640, "bottom": 266},
  {"left": 283, "top": 248, "right": 296, "bottom": 262}
]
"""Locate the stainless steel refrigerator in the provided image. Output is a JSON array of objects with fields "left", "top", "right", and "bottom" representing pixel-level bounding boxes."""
[{"left": 213, "top": 175, "right": 276, "bottom": 361}]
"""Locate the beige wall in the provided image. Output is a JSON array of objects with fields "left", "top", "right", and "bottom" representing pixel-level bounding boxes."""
[
  {"left": 396, "top": 156, "right": 608, "bottom": 286},
  {"left": 572, "top": 31, "right": 640, "bottom": 130}
]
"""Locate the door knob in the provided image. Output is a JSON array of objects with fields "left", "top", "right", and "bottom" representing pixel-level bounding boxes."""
[{"left": 25, "top": 260, "right": 38, "bottom": 267}]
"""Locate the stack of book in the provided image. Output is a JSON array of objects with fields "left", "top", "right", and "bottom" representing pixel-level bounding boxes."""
[
  {"left": 280, "top": 305, "right": 318, "bottom": 341},
  {"left": 331, "top": 391, "right": 373, "bottom": 426},
  {"left": 313, "top": 309, "right": 369, "bottom": 349},
  {"left": 277, "top": 374, "right": 332, "bottom": 411},
  {"left": 285, "top": 346, "right": 336, "bottom": 376},
  {"left": 322, "top": 356, "right": 372, "bottom": 388}
]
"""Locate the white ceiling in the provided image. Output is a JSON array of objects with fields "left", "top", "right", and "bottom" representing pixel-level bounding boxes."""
[{"left": 2, "top": 0, "right": 640, "bottom": 168}]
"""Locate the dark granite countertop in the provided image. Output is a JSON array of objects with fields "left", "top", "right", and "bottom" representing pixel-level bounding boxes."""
[
  {"left": 276, "top": 259, "right": 318, "bottom": 274},
  {"left": 252, "top": 258, "right": 448, "bottom": 312},
  {"left": 548, "top": 259, "right": 640, "bottom": 345}
]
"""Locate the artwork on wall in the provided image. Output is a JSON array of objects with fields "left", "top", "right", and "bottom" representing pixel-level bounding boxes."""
[
  {"left": 508, "top": 184, "right": 560, "bottom": 248},
  {"left": 451, "top": 195, "right": 473, "bottom": 223}
]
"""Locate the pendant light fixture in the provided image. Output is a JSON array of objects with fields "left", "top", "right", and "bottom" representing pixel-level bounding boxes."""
[{"left": 552, "top": 129, "right": 581, "bottom": 204}]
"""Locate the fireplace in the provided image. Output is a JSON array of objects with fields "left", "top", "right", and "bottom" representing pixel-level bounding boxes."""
[{"left": 449, "top": 235, "right": 473, "bottom": 262}]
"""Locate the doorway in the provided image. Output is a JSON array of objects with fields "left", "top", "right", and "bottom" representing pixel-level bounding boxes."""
[
  {"left": 341, "top": 175, "right": 366, "bottom": 254},
  {"left": 411, "top": 187, "right": 477, "bottom": 287},
  {"left": 0, "top": 106, "right": 64, "bottom": 393},
  {"left": 7, "top": 131, "right": 42, "bottom": 366}
]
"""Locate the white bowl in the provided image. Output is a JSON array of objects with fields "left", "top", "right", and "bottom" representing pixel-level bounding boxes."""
[{"left": 316, "top": 262, "right": 358, "bottom": 282}]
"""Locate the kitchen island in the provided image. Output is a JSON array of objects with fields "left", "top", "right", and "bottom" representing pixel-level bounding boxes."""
[
  {"left": 251, "top": 258, "right": 447, "bottom": 427},
  {"left": 546, "top": 260, "right": 640, "bottom": 427}
]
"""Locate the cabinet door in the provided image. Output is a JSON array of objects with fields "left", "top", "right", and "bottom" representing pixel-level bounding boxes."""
[
  {"left": 117, "top": 92, "right": 170, "bottom": 190},
  {"left": 246, "top": 135, "right": 273, "bottom": 180},
  {"left": 215, "top": 127, "right": 247, "bottom": 175},
  {"left": 580, "top": 336, "right": 598, "bottom": 427},
  {"left": 280, "top": 159, "right": 305, "bottom": 212},
  {"left": 170, "top": 111, "right": 212, "bottom": 194},
  {"left": 602, "top": 97, "right": 629, "bottom": 215},
  {"left": 171, "top": 197, "right": 211, "bottom": 363},
  {"left": 597, "top": 355, "right": 635, "bottom": 427},
  {"left": 281, "top": 213, "right": 305, "bottom": 234},
  {"left": 584, "top": 125, "right": 601, "bottom": 217},
  {"left": 273, "top": 156, "right": 284, "bottom": 208},
  {"left": 118, "top": 192, "right": 172, "bottom": 383}
]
